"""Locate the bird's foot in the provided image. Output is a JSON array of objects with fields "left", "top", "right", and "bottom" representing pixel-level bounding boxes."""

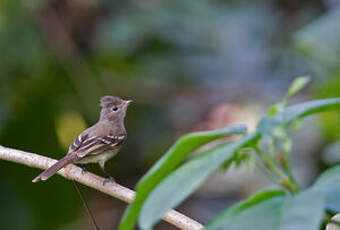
[
  {"left": 81, "top": 166, "right": 89, "bottom": 175},
  {"left": 103, "top": 176, "right": 116, "bottom": 185}
]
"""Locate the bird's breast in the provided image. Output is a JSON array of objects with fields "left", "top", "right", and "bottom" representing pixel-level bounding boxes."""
[{"left": 77, "top": 148, "right": 120, "bottom": 164}]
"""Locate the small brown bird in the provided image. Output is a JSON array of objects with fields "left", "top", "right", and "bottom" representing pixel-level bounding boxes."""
[{"left": 32, "top": 96, "right": 132, "bottom": 183}]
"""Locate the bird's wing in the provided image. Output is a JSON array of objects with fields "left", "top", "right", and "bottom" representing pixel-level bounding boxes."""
[
  {"left": 69, "top": 133, "right": 126, "bottom": 158},
  {"left": 68, "top": 133, "right": 89, "bottom": 153}
]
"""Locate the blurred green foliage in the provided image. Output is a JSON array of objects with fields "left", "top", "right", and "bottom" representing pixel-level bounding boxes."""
[
  {"left": 0, "top": 0, "right": 340, "bottom": 229},
  {"left": 129, "top": 88, "right": 340, "bottom": 229}
]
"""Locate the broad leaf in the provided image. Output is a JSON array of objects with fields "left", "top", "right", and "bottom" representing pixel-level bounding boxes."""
[
  {"left": 138, "top": 133, "right": 259, "bottom": 229},
  {"left": 280, "top": 98, "right": 340, "bottom": 123},
  {"left": 279, "top": 189, "right": 325, "bottom": 230},
  {"left": 206, "top": 190, "right": 286, "bottom": 230},
  {"left": 121, "top": 98, "right": 340, "bottom": 230},
  {"left": 119, "top": 125, "right": 247, "bottom": 230},
  {"left": 320, "top": 186, "right": 340, "bottom": 213},
  {"left": 313, "top": 165, "right": 340, "bottom": 212},
  {"left": 206, "top": 188, "right": 325, "bottom": 230},
  {"left": 258, "top": 98, "right": 340, "bottom": 137},
  {"left": 314, "top": 165, "right": 340, "bottom": 187}
]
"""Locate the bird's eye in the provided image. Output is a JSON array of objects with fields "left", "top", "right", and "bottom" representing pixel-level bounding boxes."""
[{"left": 112, "top": 107, "right": 118, "bottom": 112}]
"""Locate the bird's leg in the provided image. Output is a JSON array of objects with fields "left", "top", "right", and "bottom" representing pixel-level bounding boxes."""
[
  {"left": 99, "top": 161, "right": 115, "bottom": 185},
  {"left": 81, "top": 165, "right": 89, "bottom": 175}
]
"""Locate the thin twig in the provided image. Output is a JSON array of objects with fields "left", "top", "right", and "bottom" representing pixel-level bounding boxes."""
[
  {"left": 72, "top": 180, "right": 100, "bottom": 230},
  {"left": 0, "top": 145, "right": 203, "bottom": 230}
]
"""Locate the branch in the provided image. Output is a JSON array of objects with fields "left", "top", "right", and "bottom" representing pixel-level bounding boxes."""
[{"left": 0, "top": 145, "right": 203, "bottom": 230}]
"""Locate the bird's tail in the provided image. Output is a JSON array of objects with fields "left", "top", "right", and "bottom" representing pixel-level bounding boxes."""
[{"left": 32, "top": 154, "right": 77, "bottom": 183}]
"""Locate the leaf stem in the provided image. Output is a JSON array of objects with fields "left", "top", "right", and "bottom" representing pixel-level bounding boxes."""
[
  {"left": 269, "top": 139, "right": 276, "bottom": 161},
  {"left": 255, "top": 160, "right": 278, "bottom": 184},
  {"left": 280, "top": 150, "right": 299, "bottom": 190},
  {"left": 254, "top": 145, "right": 299, "bottom": 194}
]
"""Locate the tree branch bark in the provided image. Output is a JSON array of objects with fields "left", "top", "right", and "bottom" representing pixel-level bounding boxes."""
[{"left": 0, "top": 145, "right": 203, "bottom": 230}]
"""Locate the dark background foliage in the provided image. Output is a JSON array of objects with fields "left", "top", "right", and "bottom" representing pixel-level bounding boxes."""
[{"left": 0, "top": 0, "right": 339, "bottom": 229}]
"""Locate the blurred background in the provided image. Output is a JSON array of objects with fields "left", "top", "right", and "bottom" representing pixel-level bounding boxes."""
[{"left": 0, "top": 0, "right": 340, "bottom": 229}]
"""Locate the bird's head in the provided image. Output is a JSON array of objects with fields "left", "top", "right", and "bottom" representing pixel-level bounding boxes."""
[{"left": 99, "top": 96, "right": 133, "bottom": 123}]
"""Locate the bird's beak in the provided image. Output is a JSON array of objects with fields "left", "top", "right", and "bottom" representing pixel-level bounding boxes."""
[{"left": 124, "top": 100, "right": 133, "bottom": 107}]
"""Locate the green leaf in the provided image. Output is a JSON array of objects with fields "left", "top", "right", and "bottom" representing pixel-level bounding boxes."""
[
  {"left": 258, "top": 98, "right": 340, "bottom": 137},
  {"left": 280, "top": 98, "right": 340, "bottom": 123},
  {"left": 119, "top": 125, "right": 247, "bottom": 230},
  {"left": 279, "top": 189, "right": 325, "bottom": 230},
  {"left": 320, "top": 186, "right": 340, "bottom": 213},
  {"left": 313, "top": 165, "right": 340, "bottom": 187},
  {"left": 138, "top": 133, "right": 260, "bottom": 230},
  {"left": 268, "top": 105, "right": 278, "bottom": 116},
  {"left": 312, "top": 165, "right": 340, "bottom": 212},
  {"left": 206, "top": 190, "right": 286, "bottom": 230},
  {"left": 207, "top": 188, "right": 325, "bottom": 230},
  {"left": 221, "top": 146, "right": 252, "bottom": 171},
  {"left": 268, "top": 103, "right": 284, "bottom": 116},
  {"left": 269, "top": 76, "right": 311, "bottom": 117},
  {"left": 121, "top": 98, "right": 340, "bottom": 230},
  {"left": 286, "top": 76, "right": 311, "bottom": 98}
]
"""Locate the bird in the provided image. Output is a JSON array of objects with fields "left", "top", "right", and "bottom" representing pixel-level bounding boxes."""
[{"left": 32, "top": 95, "right": 132, "bottom": 183}]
